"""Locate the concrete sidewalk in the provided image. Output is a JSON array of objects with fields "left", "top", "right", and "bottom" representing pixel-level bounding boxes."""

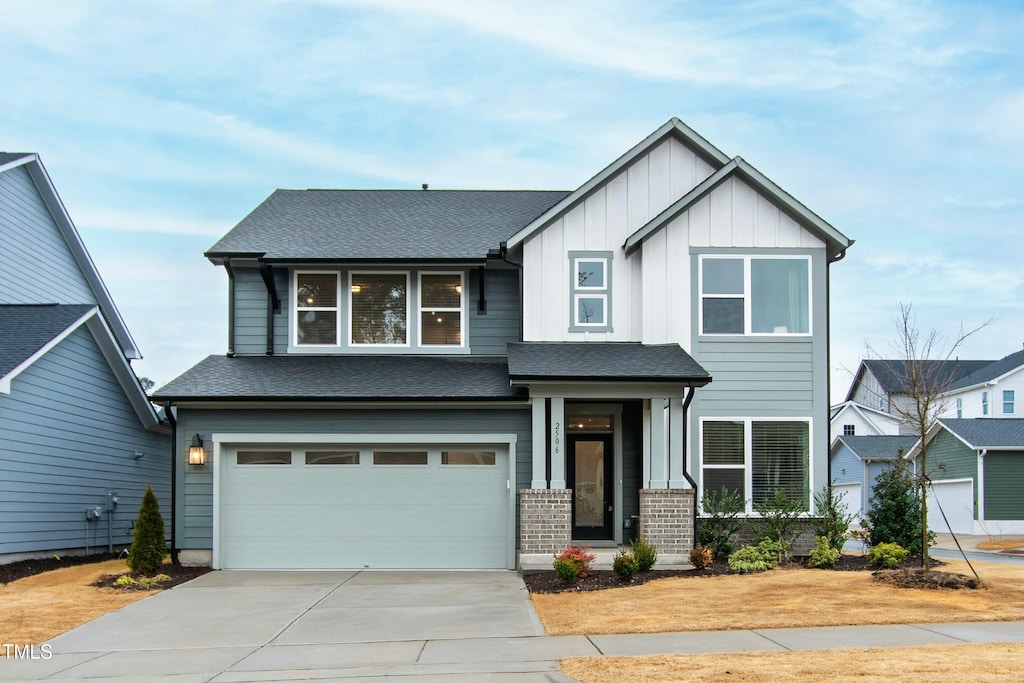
[{"left": 0, "top": 569, "right": 1021, "bottom": 682}]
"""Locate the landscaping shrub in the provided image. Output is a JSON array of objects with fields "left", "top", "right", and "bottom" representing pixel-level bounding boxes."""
[
  {"left": 553, "top": 545, "right": 596, "bottom": 583},
  {"left": 867, "top": 542, "right": 908, "bottom": 568},
  {"left": 727, "top": 544, "right": 775, "bottom": 573},
  {"left": 127, "top": 486, "right": 167, "bottom": 575},
  {"left": 612, "top": 550, "right": 639, "bottom": 580},
  {"left": 812, "top": 484, "right": 855, "bottom": 552},
  {"left": 750, "top": 489, "right": 805, "bottom": 562},
  {"left": 697, "top": 486, "right": 745, "bottom": 562},
  {"left": 688, "top": 544, "right": 713, "bottom": 570},
  {"left": 865, "top": 464, "right": 934, "bottom": 555},
  {"left": 807, "top": 535, "right": 841, "bottom": 568},
  {"left": 630, "top": 536, "right": 658, "bottom": 571}
]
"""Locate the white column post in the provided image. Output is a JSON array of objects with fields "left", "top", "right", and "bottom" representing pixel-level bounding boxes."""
[
  {"left": 668, "top": 396, "right": 684, "bottom": 489},
  {"left": 550, "top": 397, "right": 566, "bottom": 489},
  {"left": 531, "top": 398, "right": 547, "bottom": 489},
  {"left": 650, "top": 397, "right": 667, "bottom": 489}
]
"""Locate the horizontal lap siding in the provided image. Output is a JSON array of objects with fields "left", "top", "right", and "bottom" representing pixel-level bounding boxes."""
[
  {"left": 983, "top": 452, "right": 1024, "bottom": 520},
  {"left": 231, "top": 266, "right": 288, "bottom": 355},
  {"left": 695, "top": 340, "right": 814, "bottom": 413},
  {"left": 469, "top": 267, "right": 520, "bottom": 355},
  {"left": 174, "top": 407, "right": 532, "bottom": 549},
  {"left": 830, "top": 444, "right": 861, "bottom": 485},
  {"left": 0, "top": 327, "right": 170, "bottom": 555},
  {"left": 0, "top": 166, "right": 95, "bottom": 305},
  {"left": 927, "top": 430, "right": 978, "bottom": 509}
]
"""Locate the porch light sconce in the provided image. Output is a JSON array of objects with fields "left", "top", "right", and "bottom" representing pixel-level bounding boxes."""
[{"left": 188, "top": 434, "right": 206, "bottom": 466}]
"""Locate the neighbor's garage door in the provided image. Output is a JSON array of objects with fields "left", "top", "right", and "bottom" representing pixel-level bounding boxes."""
[
  {"left": 926, "top": 479, "right": 974, "bottom": 534},
  {"left": 832, "top": 483, "right": 862, "bottom": 522},
  {"left": 220, "top": 444, "right": 509, "bottom": 569}
]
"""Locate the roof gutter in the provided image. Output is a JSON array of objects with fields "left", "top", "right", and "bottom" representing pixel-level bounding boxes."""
[{"left": 258, "top": 260, "right": 281, "bottom": 356}]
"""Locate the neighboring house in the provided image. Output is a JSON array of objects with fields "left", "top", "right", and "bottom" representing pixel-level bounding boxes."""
[
  {"left": 153, "top": 118, "right": 852, "bottom": 570},
  {"left": 829, "top": 435, "right": 917, "bottom": 524},
  {"left": 906, "top": 418, "right": 1024, "bottom": 535},
  {"left": 845, "top": 358, "right": 993, "bottom": 426},
  {"left": 937, "top": 350, "right": 1024, "bottom": 420},
  {"left": 830, "top": 400, "right": 901, "bottom": 438},
  {"left": 0, "top": 152, "right": 170, "bottom": 564}
]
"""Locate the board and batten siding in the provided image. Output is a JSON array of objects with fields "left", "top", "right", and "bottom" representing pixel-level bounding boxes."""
[
  {"left": 983, "top": 452, "right": 1024, "bottom": 520},
  {"left": 522, "top": 137, "right": 714, "bottom": 342},
  {"left": 173, "top": 406, "right": 532, "bottom": 550},
  {"left": 0, "top": 326, "right": 170, "bottom": 557},
  {"left": 0, "top": 165, "right": 96, "bottom": 306}
]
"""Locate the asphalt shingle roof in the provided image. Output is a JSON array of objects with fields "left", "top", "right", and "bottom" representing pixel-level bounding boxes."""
[
  {"left": 0, "top": 304, "right": 95, "bottom": 376},
  {"left": 205, "top": 190, "right": 571, "bottom": 261},
  {"left": 946, "top": 350, "right": 1024, "bottom": 391},
  {"left": 506, "top": 342, "right": 711, "bottom": 383},
  {"left": 152, "top": 354, "right": 526, "bottom": 401},
  {"left": 938, "top": 418, "right": 1024, "bottom": 449},
  {"left": 835, "top": 435, "right": 918, "bottom": 461},
  {"left": 860, "top": 359, "right": 994, "bottom": 394}
]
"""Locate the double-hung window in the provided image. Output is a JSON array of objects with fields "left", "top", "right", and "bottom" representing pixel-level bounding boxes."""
[
  {"left": 1003, "top": 390, "right": 1015, "bottom": 415},
  {"left": 295, "top": 272, "right": 339, "bottom": 345},
  {"left": 701, "top": 418, "right": 810, "bottom": 513},
  {"left": 700, "top": 255, "right": 810, "bottom": 335},
  {"left": 569, "top": 251, "right": 612, "bottom": 332},
  {"left": 350, "top": 272, "right": 408, "bottom": 346},
  {"left": 419, "top": 273, "right": 463, "bottom": 346},
  {"left": 956, "top": 398, "right": 963, "bottom": 418},
  {"left": 982, "top": 391, "right": 989, "bottom": 416}
]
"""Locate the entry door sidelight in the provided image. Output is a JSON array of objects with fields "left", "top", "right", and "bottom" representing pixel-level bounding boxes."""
[{"left": 567, "top": 434, "right": 614, "bottom": 540}]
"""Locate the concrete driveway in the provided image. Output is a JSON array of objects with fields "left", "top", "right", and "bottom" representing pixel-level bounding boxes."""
[{"left": 1, "top": 570, "right": 587, "bottom": 682}]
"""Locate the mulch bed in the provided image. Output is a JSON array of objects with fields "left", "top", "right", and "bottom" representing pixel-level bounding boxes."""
[
  {"left": 523, "top": 554, "right": 950, "bottom": 594},
  {"left": 872, "top": 568, "right": 981, "bottom": 590},
  {"left": 93, "top": 565, "right": 211, "bottom": 591},
  {"left": 0, "top": 552, "right": 210, "bottom": 591}
]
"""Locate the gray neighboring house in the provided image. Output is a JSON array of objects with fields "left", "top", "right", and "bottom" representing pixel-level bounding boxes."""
[
  {"left": 0, "top": 152, "right": 170, "bottom": 564},
  {"left": 153, "top": 118, "right": 852, "bottom": 570},
  {"left": 845, "top": 358, "right": 993, "bottom": 423},
  {"left": 829, "top": 435, "right": 918, "bottom": 524}
]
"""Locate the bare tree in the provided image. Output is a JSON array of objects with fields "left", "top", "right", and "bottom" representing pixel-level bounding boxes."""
[{"left": 866, "top": 303, "right": 990, "bottom": 571}]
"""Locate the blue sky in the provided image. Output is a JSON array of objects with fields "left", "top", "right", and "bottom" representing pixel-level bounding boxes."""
[{"left": 3, "top": 0, "right": 1021, "bottom": 402}]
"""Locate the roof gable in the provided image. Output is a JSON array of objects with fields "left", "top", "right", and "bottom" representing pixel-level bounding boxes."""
[
  {"left": 504, "top": 118, "right": 730, "bottom": 249},
  {"left": 935, "top": 418, "right": 1024, "bottom": 450},
  {"left": 835, "top": 435, "right": 918, "bottom": 461},
  {"left": 623, "top": 157, "right": 852, "bottom": 259},
  {"left": 0, "top": 153, "right": 141, "bottom": 359},
  {"left": 944, "top": 350, "right": 1024, "bottom": 392}
]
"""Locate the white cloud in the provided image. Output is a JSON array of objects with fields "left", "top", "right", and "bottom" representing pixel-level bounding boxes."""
[{"left": 75, "top": 207, "right": 231, "bottom": 237}]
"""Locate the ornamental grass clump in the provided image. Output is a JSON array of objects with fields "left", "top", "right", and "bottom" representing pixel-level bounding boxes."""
[{"left": 553, "top": 545, "right": 597, "bottom": 583}]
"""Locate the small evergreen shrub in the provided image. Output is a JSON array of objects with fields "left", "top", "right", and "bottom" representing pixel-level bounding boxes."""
[
  {"left": 865, "top": 463, "right": 934, "bottom": 555},
  {"left": 755, "top": 538, "right": 790, "bottom": 566},
  {"left": 812, "top": 485, "right": 855, "bottom": 552},
  {"left": 728, "top": 545, "right": 774, "bottom": 574},
  {"left": 697, "top": 486, "right": 745, "bottom": 562},
  {"left": 553, "top": 545, "right": 596, "bottom": 583},
  {"left": 630, "top": 537, "right": 658, "bottom": 571},
  {"left": 750, "top": 489, "right": 806, "bottom": 563},
  {"left": 127, "top": 486, "right": 167, "bottom": 575},
  {"left": 867, "top": 542, "right": 908, "bottom": 569},
  {"left": 807, "top": 535, "right": 841, "bottom": 568},
  {"left": 613, "top": 550, "right": 639, "bottom": 580},
  {"left": 689, "top": 544, "right": 713, "bottom": 570}
]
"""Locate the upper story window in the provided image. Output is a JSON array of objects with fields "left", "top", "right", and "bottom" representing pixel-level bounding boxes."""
[
  {"left": 293, "top": 269, "right": 466, "bottom": 350},
  {"left": 1003, "top": 390, "right": 1015, "bottom": 415},
  {"left": 982, "top": 391, "right": 989, "bottom": 416},
  {"left": 699, "top": 255, "right": 810, "bottom": 335},
  {"left": 843, "top": 424, "right": 855, "bottom": 436},
  {"left": 569, "top": 251, "right": 612, "bottom": 332},
  {"left": 956, "top": 397, "right": 963, "bottom": 418}
]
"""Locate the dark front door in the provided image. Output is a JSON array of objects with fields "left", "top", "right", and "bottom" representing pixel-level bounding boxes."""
[{"left": 567, "top": 434, "right": 614, "bottom": 540}]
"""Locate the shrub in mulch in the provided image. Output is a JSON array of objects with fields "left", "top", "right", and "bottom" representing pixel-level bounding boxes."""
[
  {"left": 872, "top": 568, "right": 981, "bottom": 590},
  {"left": 93, "top": 565, "right": 211, "bottom": 591}
]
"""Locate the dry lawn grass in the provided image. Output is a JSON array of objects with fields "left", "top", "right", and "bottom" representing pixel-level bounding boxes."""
[
  {"left": 0, "top": 559, "right": 156, "bottom": 643},
  {"left": 978, "top": 539, "right": 1024, "bottom": 550},
  {"left": 562, "top": 642, "right": 1024, "bottom": 683},
  {"left": 532, "top": 559, "right": 1023, "bottom": 636}
]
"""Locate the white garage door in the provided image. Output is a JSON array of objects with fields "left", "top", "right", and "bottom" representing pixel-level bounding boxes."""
[
  {"left": 832, "top": 483, "right": 862, "bottom": 522},
  {"left": 927, "top": 479, "right": 974, "bottom": 534},
  {"left": 219, "top": 443, "right": 511, "bottom": 569}
]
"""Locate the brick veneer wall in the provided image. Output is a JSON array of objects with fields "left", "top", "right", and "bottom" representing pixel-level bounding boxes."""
[
  {"left": 696, "top": 518, "right": 819, "bottom": 556},
  {"left": 638, "top": 489, "right": 695, "bottom": 554},
  {"left": 519, "top": 489, "right": 572, "bottom": 555}
]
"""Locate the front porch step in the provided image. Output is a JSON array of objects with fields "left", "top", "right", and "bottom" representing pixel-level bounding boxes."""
[{"left": 518, "top": 547, "right": 693, "bottom": 573}]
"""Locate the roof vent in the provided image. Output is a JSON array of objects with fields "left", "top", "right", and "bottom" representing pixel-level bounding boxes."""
[{"left": 421, "top": 183, "right": 429, "bottom": 191}]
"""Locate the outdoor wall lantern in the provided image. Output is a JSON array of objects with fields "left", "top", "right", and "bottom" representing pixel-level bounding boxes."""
[{"left": 188, "top": 434, "right": 206, "bottom": 466}]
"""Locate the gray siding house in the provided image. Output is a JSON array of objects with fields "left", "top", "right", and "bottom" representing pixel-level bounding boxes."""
[
  {"left": 0, "top": 153, "right": 170, "bottom": 563},
  {"left": 154, "top": 119, "right": 852, "bottom": 570},
  {"left": 829, "top": 435, "right": 917, "bottom": 524}
]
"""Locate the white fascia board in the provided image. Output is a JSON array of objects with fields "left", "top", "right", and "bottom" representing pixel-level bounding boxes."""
[
  {"left": 505, "top": 118, "right": 730, "bottom": 249},
  {"left": 905, "top": 420, "right": 971, "bottom": 460},
  {"left": 211, "top": 432, "right": 519, "bottom": 446},
  {"left": 0, "top": 153, "right": 35, "bottom": 174},
  {"left": 0, "top": 307, "right": 97, "bottom": 394},
  {"left": 21, "top": 158, "right": 142, "bottom": 359},
  {"left": 83, "top": 313, "right": 167, "bottom": 432}
]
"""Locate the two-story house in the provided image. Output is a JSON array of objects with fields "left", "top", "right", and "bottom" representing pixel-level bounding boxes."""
[
  {"left": 154, "top": 118, "right": 852, "bottom": 570},
  {"left": 937, "top": 350, "right": 1023, "bottom": 420},
  {"left": 0, "top": 152, "right": 170, "bottom": 563}
]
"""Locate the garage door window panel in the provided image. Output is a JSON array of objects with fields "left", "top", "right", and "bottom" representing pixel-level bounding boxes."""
[
  {"left": 441, "top": 450, "right": 496, "bottom": 465},
  {"left": 373, "top": 451, "right": 428, "bottom": 465},
  {"left": 237, "top": 451, "right": 293, "bottom": 465},
  {"left": 305, "top": 451, "right": 360, "bottom": 465}
]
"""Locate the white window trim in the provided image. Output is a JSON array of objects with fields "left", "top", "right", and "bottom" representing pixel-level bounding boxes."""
[
  {"left": 1002, "top": 390, "right": 1014, "bottom": 415},
  {"left": 293, "top": 271, "right": 341, "bottom": 347},
  {"left": 417, "top": 271, "right": 466, "bottom": 348},
  {"left": 348, "top": 271, "right": 411, "bottom": 347},
  {"left": 698, "top": 416, "right": 813, "bottom": 515},
  {"left": 568, "top": 251, "right": 613, "bottom": 332},
  {"left": 698, "top": 254, "right": 812, "bottom": 337}
]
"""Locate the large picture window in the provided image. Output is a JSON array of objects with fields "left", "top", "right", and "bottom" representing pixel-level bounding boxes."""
[
  {"left": 569, "top": 251, "right": 612, "bottom": 332},
  {"left": 701, "top": 418, "right": 810, "bottom": 513},
  {"left": 700, "top": 256, "right": 810, "bottom": 335},
  {"left": 419, "top": 273, "right": 463, "bottom": 346},
  {"left": 295, "top": 272, "right": 339, "bottom": 345},
  {"left": 350, "top": 272, "right": 408, "bottom": 345}
]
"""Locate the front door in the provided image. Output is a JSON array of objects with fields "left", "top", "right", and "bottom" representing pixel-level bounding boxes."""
[{"left": 567, "top": 434, "right": 614, "bottom": 540}]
